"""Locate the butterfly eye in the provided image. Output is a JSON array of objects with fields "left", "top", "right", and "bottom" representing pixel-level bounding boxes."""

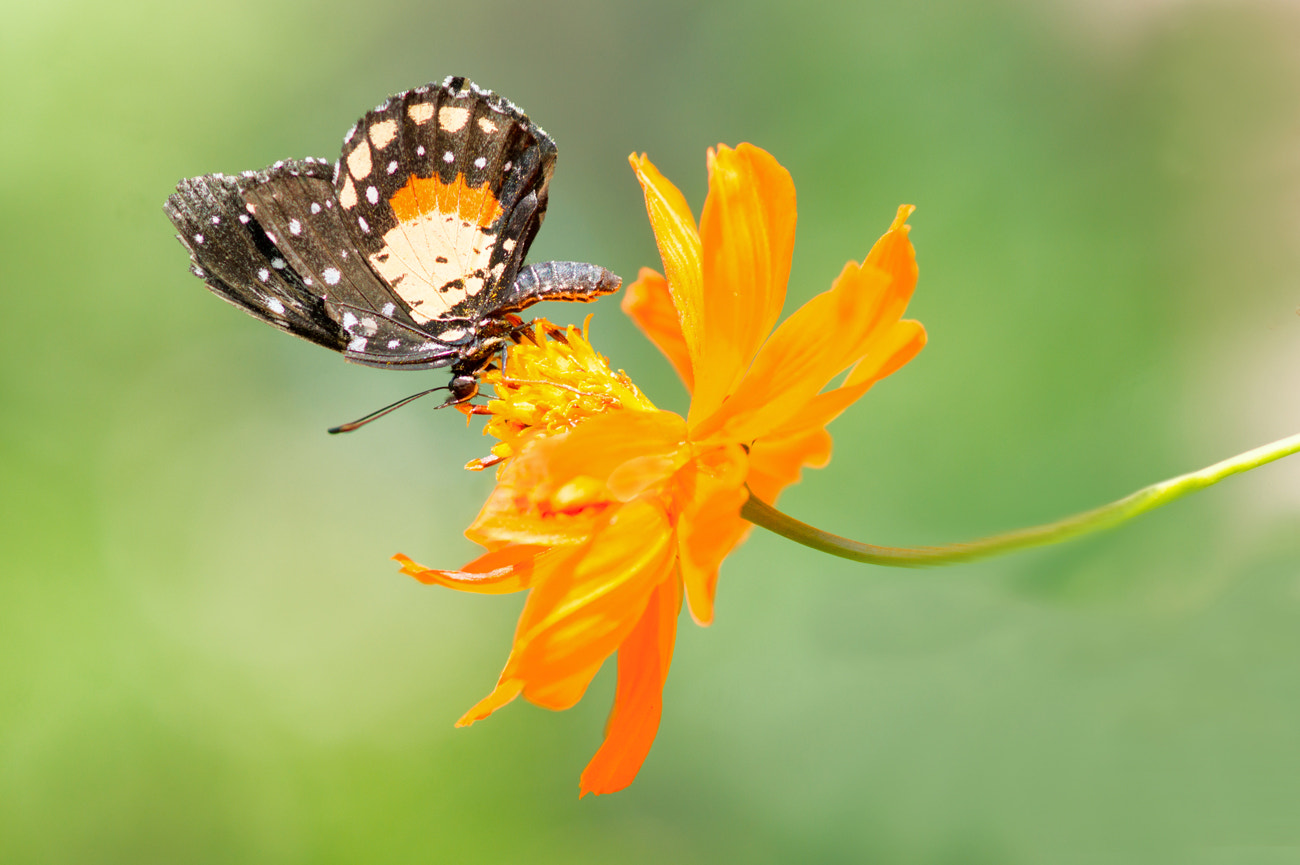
[{"left": 447, "top": 374, "right": 479, "bottom": 403}]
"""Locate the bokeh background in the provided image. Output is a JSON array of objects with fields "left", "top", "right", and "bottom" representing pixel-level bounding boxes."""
[{"left": 4, "top": 0, "right": 1300, "bottom": 861}]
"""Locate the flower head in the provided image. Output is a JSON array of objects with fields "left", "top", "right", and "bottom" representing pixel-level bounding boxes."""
[{"left": 396, "top": 144, "right": 926, "bottom": 796}]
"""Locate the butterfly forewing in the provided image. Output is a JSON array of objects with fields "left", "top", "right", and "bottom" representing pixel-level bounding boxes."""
[
  {"left": 165, "top": 166, "right": 347, "bottom": 349},
  {"left": 332, "top": 77, "right": 557, "bottom": 328}
]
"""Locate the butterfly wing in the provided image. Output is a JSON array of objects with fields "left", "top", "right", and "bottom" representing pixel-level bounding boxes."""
[
  {"left": 164, "top": 160, "right": 348, "bottom": 350},
  {"left": 234, "top": 161, "right": 462, "bottom": 368},
  {"left": 167, "top": 77, "right": 615, "bottom": 381},
  {"left": 167, "top": 159, "right": 463, "bottom": 369},
  {"left": 331, "top": 76, "right": 557, "bottom": 328}
]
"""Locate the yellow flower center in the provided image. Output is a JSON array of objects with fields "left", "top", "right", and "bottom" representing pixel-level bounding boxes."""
[{"left": 465, "top": 318, "right": 659, "bottom": 470}]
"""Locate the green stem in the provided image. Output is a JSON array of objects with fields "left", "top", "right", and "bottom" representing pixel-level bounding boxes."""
[{"left": 741, "top": 432, "right": 1300, "bottom": 567}]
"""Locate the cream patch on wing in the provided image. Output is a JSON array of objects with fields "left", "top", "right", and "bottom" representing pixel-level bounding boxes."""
[
  {"left": 367, "top": 216, "right": 496, "bottom": 323},
  {"left": 368, "top": 119, "right": 398, "bottom": 149},
  {"left": 438, "top": 105, "right": 469, "bottom": 132},
  {"left": 368, "top": 172, "right": 506, "bottom": 323},
  {"left": 347, "top": 141, "right": 372, "bottom": 179},
  {"left": 339, "top": 175, "right": 357, "bottom": 209},
  {"left": 408, "top": 102, "right": 435, "bottom": 124}
]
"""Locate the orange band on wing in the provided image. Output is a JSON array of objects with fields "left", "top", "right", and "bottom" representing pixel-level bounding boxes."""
[{"left": 388, "top": 173, "right": 504, "bottom": 228}]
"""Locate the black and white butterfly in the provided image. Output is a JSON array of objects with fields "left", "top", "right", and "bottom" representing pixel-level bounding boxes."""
[{"left": 165, "top": 76, "right": 620, "bottom": 412}]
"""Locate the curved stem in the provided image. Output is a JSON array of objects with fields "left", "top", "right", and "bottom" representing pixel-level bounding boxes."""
[{"left": 741, "top": 432, "right": 1300, "bottom": 567}]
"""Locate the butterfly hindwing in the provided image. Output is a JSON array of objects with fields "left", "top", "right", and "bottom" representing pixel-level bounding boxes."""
[{"left": 332, "top": 77, "right": 557, "bottom": 328}]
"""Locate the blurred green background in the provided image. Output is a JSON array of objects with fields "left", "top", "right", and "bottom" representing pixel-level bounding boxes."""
[{"left": 4, "top": 0, "right": 1300, "bottom": 861}]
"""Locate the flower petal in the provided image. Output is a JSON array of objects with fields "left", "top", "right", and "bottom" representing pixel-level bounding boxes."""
[
  {"left": 506, "top": 500, "right": 676, "bottom": 706},
  {"left": 675, "top": 443, "right": 749, "bottom": 626},
  {"left": 690, "top": 144, "right": 797, "bottom": 427},
  {"left": 678, "top": 484, "right": 749, "bottom": 627},
  {"left": 523, "top": 658, "right": 607, "bottom": 712},
  {"left": 392, "top": 545, "right": 547, "bottom": 594},
  {"left": 606, "top": 452, "right": 690, "bottom": 502},
  {"left": 770, "top": 319, "right": 929, "bottom": 444},
  {"left": 746, "top": 426, "right": 833, "bottom": 505},
  {"left": 621, "top": 268, "right": 694, "bottom": 391},
  {"left": 630, "top": 153, "right": 704, "bottom": 376},
  {"left": 456, "top": 677, "right": 523, "bottom": 727},
  {"left": 843, "top": 317, "right": 928, "bottom": 389},
  {"left": 465, "top": 477, "right": 608, "bottom": 551},
  {"left": 579, "top": 578, "right": 681, "bottom": 797},
  {"left": 699, "top": 207, "right": 919, "bottom": 442},
  {"left": 531, "top": 409, "right": 688, "bottom": 490}
]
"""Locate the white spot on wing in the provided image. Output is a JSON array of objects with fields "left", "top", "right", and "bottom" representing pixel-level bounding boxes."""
[
  {"left": 289, "top": 219, "right": 301, "bottom": 235},
  {"left": 238, "top": 214, "right": 250, "bottom": 223},
  {"left": 342, "top": 311, "right": 358, "bottom": 328},
  {"left": 381, "top": 302, "right": 396, "bottom": 316},
  {"left": 310, "top": 202, "right": 321, "bottom": 214},
  {"left": 210, "top": 215, "right": 221, "bottom": 225},
  {"left": 442, "top": 150, "right": 454, "bottom": 164},
  {"left": 357, "top": 216, "right": 369, "bottom": 233},
  {"left": 473, "top": 156, "right": 486, "bottom": 169},
  {"left": 323, "top": 267, "right": 341, "bottom": 285},
  {"left": 477, "top": 116, "right": 498, "bottom": 134},
  {"left": 348, "top": 336, "right": 368, "bottom": 352},
  {"left": 271, "top": 257, "right": 286, "bottom": 269},
  {"left": 268, "top": 298, "right": 285, "bottom": 314},
  {"left": 387, "top": 339, "right": 401, "bottom": 349},
  {"left": 386, "top": 160, "right": 398, "bottom": 175},
  {"left": 193, "top": 233, "right": 204, "bottom": 244},
  {"left": 366, "top": 186, "right": 378, "bottom": 205},
  {"left": 258, "top": 268, "right": 269, "bottom": 282},
  {"left": 416, "top": 145, "right": 425, "bottom": 156}
]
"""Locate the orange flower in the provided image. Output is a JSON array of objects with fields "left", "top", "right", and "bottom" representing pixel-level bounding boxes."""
[{"left": 396, "top": 144, "right": 926, "bottom": 796}]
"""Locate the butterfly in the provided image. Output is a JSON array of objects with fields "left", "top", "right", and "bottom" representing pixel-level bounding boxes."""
[{"left": 164, "top": 76, "right": 620, "bottom": 412}]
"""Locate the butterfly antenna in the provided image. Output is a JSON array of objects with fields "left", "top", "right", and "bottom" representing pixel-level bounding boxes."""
[{"left": 327, "top": 386, "right": 449, "bottom": 434}]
